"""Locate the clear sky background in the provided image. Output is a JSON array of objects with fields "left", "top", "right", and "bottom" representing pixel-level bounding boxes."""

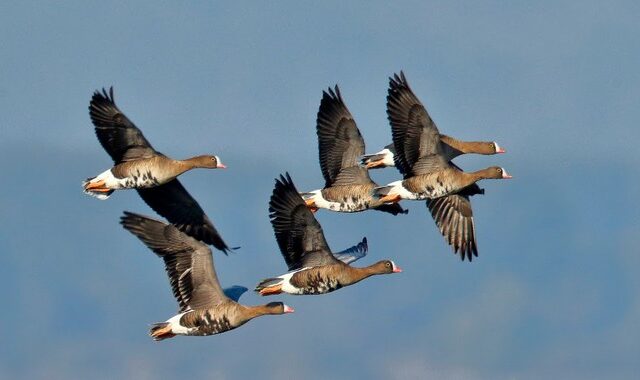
[{"left": 1, "top": 1, "right": 639, "bottom": 379}]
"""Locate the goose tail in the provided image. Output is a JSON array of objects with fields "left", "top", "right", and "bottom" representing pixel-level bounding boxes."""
[
  {"left": 82, "top": 177, "right": 114, "bottom": 200},
  {"left": 149, "top": 322, "right": 176, "bottom": 341}
]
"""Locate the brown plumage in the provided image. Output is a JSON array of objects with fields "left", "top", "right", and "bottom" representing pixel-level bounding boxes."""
[
  {"left": 378, "top": 71, "right": 511, "bottom": 261},
  {"left": 301, "top": 85, "right": 407, "bottom": 216},
  {"left": 120, "top": 212, "right": 292, "bottom": 341},
  {"left": 361, "top": 136, "right": 504, "bottom": 169},
  {"left": 85, "top": 87, "right": 232, "bottom": 253},
  {"left": 399, "top": 166, "right": 510, "bottom": 198},
  {"left": 256, "top": 173, "right": 402, "bottom": 296},
  {"left": 439, "top": 135, "right": 505, "bottom": 159},
  {"left": 108, "top": 155, "right": 223, "bottom": 181}
]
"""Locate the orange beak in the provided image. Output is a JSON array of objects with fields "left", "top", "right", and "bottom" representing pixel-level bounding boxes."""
[{"left": 365, "top": 160, "right": 384, "bottom": 169}]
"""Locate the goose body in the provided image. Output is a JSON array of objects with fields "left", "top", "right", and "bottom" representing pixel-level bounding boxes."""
[
  {"left": 84, "top": 155, "right": 225, "bottom": 199},
  {"left": 302, "top": 182, "right": 393, "bottom": 213},
  {"left": 258, "top": 261, "right": 401, "bottom": 296},
  {"left": 121, "top": 212, "right": 292, "bottom": 340},
  {"left": 256, "top": 173, "right": 401, "bottom": 297},
  {"left": 302, "top": 86, "right": 406, "bottom": 216},
  {"left": 376, "top": 166, "right": 510, "bottom": 202},
  {"left": 361, "top": 137, "right": 504, "bottom": 169},
  {"left": 152, "top": 302, "right": 292, "bottom": 339}
]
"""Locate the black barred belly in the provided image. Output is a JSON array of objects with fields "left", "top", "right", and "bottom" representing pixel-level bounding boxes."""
[
  {"left": 301, "top": 275, "right": 343, "bottom": 295},
  {"left": 182, "top": 310, "right": 235, "bottom": 336},
  {"left": 337, "top": 195, "right": 370, "bottom": 212}
]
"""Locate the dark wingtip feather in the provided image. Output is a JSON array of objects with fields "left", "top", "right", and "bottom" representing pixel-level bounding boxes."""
[{"left": 91, "top": 86, "right": 116, "bottom": 107}]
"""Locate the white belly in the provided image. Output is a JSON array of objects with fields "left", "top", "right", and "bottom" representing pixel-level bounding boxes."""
[
  {"left": 94, "top": 168, "right": 170, "bottom": 189},
  {"left": 167, "top": 312, "right": 196, "bottom": 336},
  {"left": 279, "top": 269, "right": 309, "bottom": 295},
  {"left": 388, "top": 180, "right": 423, "bottom": 200},
  {"left": 308, "top": 190, "right": 344, "bottom": 212}
]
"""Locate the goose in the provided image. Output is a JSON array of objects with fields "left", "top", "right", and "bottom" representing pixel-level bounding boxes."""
[
  {"left": 301, "top": 86, "right": 407, "bottom": 215},
  {"left": 83, "top": 88, "right": 226, "bottom": 199},
  {"left": 256, "top": 173, "right": 401, "bottom": 296},
  {"left": 85, "top": 88, "right": 233, "bottom": 253},
  {"left": 120, "top": 212, "right": 293, "bottom": 341},
  {"left": 360, "top": 135, "right": 504, "bottom": 169},
  {"left": 375, "top": 72, "right": 511, "bottom": 260}
]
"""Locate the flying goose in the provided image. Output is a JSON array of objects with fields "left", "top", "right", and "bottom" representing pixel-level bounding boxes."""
[
  {"left": 375, "top": 72, "right": 511, "bottom": 260},
  {"left": 360, "top": 135, "right": 504, "bottom": 169},
  {"left": 85, "top": 88, "right": 233, "bottom": 253},
  {"left": 121, "top": 212, "right": 293, "bottom": 341},
  {"left": 256, "top": 173, "right": 401, "bottom": 296},
  {"left": 301, "top": 86, "right": 407, "bottom": 215}
]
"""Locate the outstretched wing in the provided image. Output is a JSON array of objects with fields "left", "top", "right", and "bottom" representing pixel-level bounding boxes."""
[
  {"left": 222, "top": 285, "right": 248, "bottom": 302},
  {"left": 120, "top": 212, "right": 229, "bottom": 312},
  {"left": 387, "top": 72, "right": 443, "bottom": 177},
  {"left": 332, "top": 237, "right": 368, "bottom": 265},
  {"left": 426, "top": 162, "right": 484, "bottom": 261},
  {"left": 317, "top": 86, "right": 366, "bottom": 187},
  {"left": 269, "top": 173, "right": 339, "bottom": 271},
  {"left": 136, "top": 180, "right": 233, "bottom": 254},
  {"left": 88, "top": 87, "right": 156, "bottom": 163}
]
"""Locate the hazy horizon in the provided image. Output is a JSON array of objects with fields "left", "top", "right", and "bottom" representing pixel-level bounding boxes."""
[{"left": 1, "top": 1, "right": 639, "bottom": 379}]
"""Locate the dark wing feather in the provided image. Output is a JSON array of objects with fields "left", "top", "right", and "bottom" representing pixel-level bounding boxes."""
[
  {"left": 333, "top": 237, "right": 368, "bottom": 264},
  {"left": 426, "top": 177, "right": 484, "bottom": 261},
  {"left": 317, "top": 86, "right": 366, "bottom": 187},
  {"left": 88, "top": 87, "right": 156, "bottom": 163},
  {"left": 387, "top": 72, "right": 442, "bottom": 177},
  {"left": 269, "top": 173, "right": 338, "bottom": 271},
  {"left": 137, "top": 180, "right": 232, "bottom": 254},
  {"left": 332, "top": 166, "right": 375, "bottom": 186},
  {"left": 120, "top": 212, "right": 229, "bottom": 312},
  {"left": 373, "top": 202, "right": 409, "bottom": 216}
]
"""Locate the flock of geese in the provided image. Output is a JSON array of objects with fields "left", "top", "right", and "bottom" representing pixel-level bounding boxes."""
[{"left": 83, "top": 71, "right": 510, "bottom": 340}]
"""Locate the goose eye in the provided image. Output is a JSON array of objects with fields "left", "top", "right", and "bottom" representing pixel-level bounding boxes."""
[
  {"left": 497, "top": 168, "right": 502, "bottom": 173},
  {"left": 385, "top": 262, "right": 391, "bottom": 268}
]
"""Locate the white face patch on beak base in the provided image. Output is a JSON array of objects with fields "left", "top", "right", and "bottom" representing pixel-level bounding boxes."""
[
  {"left": 391, "top": 261, "right": 402, "bottom": 273},
  {"left": 494, "top": 142, "right": 506, "bottom": 154},
  {"left": 215, "top": 156, "right": 227, "bottom": 169},
  {"left": 501, "top": 168, "right": 512, "bottom": 179}
]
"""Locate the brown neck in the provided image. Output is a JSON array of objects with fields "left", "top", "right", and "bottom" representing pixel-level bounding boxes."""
[
  {"left": 469, "top": 168, "right": 496, "bottom": 181},
  {"left": 451, "top": 170, "right": 487, "bottom": 190},
  {"left": 244, "top": 304, "right": 279, "bottom": 320},
  {"left": 181, "top": 156, "right": 205, "bottom": 169},
  {"left": 440, "top": 135, "right": 492, "bottom": 156},
  {"left": 344, "top": 264, "right": 383, "bottom": 285}
]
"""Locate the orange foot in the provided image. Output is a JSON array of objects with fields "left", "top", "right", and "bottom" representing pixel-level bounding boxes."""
[
  {"left": 85, "top": 179, "right": 107, "bottom": 191},
  {"left": 366, "top": 160, "right": 384, "bottom": 169},
  {"left": 150, "top": 324, "right": 175, "bottom": 341},
  {"left": 379, "top": 194, "right": 401, "bottom": 204},
  {"left": 259, "top": 284, "right": 283, "bottom": 296},
  {"left": 304, "top": 199, "right": 318, "bottom": 213}
]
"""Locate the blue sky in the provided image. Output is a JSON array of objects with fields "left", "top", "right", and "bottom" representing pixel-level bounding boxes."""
[{"left": 1, "top": 1, "right": 639, "bottom": 379}]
